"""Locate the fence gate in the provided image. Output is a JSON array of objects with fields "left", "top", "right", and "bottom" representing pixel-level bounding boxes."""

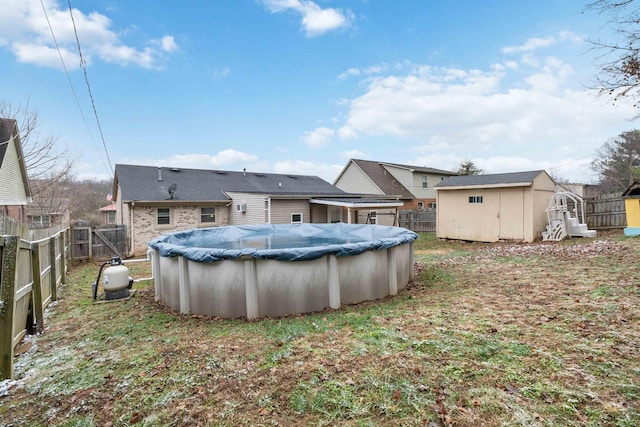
[{"left": 71, "top": 224, "right": 127, "bottom": 261}]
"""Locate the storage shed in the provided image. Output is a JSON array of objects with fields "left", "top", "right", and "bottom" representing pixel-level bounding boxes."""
[{"left": 434, "top": 170, "right": 555, "bottom": 242}]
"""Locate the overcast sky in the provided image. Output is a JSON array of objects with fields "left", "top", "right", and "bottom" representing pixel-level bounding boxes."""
[{"left": 0, "top": 0, "right": 636, "bottom": 184}]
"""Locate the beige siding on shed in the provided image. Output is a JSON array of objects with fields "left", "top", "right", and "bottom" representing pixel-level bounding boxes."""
[{"left": 436, "top": 172, "right": 555, "bottom": 243}]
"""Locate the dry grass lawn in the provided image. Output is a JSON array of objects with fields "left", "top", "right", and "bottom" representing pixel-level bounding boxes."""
[{"left": 0, "top": 231, "right": 638, "bottom": 426}]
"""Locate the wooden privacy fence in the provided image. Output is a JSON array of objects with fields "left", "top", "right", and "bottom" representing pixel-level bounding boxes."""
[
  {"left": 0, "top": 218, "right": 69, "bottom": 380},
  {"left": 398, "top": 209, "right": 436, "bottom": 232},
  {"left": 71, "top": 224, "right": 127, "bottom": 261},
  {"left": 585, "top": 194, "right": 627, "bottom": 229}
]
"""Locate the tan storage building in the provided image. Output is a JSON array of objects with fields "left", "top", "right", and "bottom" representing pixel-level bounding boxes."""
[{"left": 434, "top": 170, "right": 555, "bottom": 242}]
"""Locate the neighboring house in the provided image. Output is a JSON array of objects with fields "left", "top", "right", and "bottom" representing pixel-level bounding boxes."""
[
  {"left": 113, "top": 164, "right": 403, "bottom": 255},
  {"left": 435, "top": 170, "right": 556, "bottom": 243},
  {"left": 334, "top": 159, "right": 457, "bottom": 210},
  {"left": 25, "top": 179, "right": 71, "bottom": 228},
  {"left": 0, "top": 118, "right": 31, "bottom": 222},
  {"left": 99, "top": 203, "right": 117, "bottom": 225}
]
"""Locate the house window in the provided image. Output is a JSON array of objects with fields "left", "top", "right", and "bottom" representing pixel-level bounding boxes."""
[
  {"left": 200, "top": 207, "right": 216, "bottom": 223},
  {"left": 368, "top": 210, "right": 378, "bottom": 224},
  {"left": 428, "top": 202, "right": 437, "bottom": 209},
  {"left": 468, "top": 196, "right": 483, "bottom": 204},
  {"left": 157, "top": 208, "right": 171, "bottom": 225},
  {"left": 422, "top": 176, "right": 428, "bottom": 188},
  {"left": 291, "top": 213, "right": 303, "bottom": 224},
  {"left": 417, "top": 202, "right": 424, "bottom": 210},
  {"left": 107, "top": 211, "right": 116, "bottom": 224}
]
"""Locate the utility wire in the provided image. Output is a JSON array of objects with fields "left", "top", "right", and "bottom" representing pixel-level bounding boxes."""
[
  {"left": 67, "top": 0, "right": 114, "bottom": 175},
  {"left": 39, "top": 0, "right": 110, "bottom": 174}
]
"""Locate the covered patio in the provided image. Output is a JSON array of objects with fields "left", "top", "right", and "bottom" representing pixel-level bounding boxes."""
[{"left": 310, "top": 198, "right": 404, "bottom": 226}]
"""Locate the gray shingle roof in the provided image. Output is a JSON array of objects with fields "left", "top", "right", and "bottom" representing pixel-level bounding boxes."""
[
  {"left": 379, "top": 161, "right": 457, "bottom": 176},
  {"left": 435, "top": 170, "right": 548, "bottom": 188},
  {"left": 351, "top": 159, "right": 415, "bottom": 198},
  {"left": 115, "top": 164, "right": 348, "bottom": 202}
]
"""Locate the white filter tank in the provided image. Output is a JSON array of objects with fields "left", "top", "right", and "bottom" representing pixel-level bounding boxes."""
[{"left": 103, "top": 264, "right": 130, "bottom": 292}]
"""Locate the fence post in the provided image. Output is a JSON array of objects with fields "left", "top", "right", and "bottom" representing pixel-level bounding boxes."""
[
  {"left": 0, "top": 236, "right": 18, "bottom": 379},
  {"left": 49, "top": 236, "right": 57, "bottom": 301},
  {"left": 30, "top": 242, "right": 44, "bottom": 334},
  {"left": 59, "top": 232, "right": 66, "bottom": 285}
]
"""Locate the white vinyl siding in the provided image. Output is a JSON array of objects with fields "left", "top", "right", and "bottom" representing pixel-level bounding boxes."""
[
  {"left": 334, "top": 163, "right": 384, "bottom": 195},
  {"left": 270, "top": 199, "right": 310, "bottom": 224},
  {"left": 0, "top": 136, "right": 29, "bottom": 204},
  {"left": 226, "top": 192, "right": 271, "bottom": 225}
]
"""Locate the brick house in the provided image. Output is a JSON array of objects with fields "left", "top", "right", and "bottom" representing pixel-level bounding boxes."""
[{"left": 113, "top": 164, "right": 403, "bottom": 255}]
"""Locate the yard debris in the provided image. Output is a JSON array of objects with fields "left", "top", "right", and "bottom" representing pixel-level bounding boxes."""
[{"left": 434, "top": 239, "right": 626, "bottom": 267}]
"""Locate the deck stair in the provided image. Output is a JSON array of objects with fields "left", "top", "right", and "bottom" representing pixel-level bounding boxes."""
[{"left": 542, "top": 192, "right": 597, "bottom": 241}]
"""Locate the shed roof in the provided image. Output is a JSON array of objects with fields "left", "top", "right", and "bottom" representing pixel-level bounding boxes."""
[
  {"left": 114, "top": 164, "right": 348, "bottom": 202},
  {"left": 435, "top": 170, "right": 549, "bottom": 189}
]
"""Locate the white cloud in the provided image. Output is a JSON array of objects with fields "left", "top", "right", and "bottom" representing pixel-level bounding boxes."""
[
  {"left": 325, "top": 35, "right": 636, "bottom": 184},
  {"left": 303, "top": 127, "right": 335, "bottom": 148},
  {"left": 261, "top": 0, "right": 353, "bottom": 36},
  {"left": 159, "top": 35, "right": 178, "bottom": 52},
  {"left": 340, "top": 149, "right": 364, "bottom": 159},
  {"left": 212, "top": 67, "right": 231, "bottom": 78},
  {"left": 0, "top": 0, "right": 178, "bottom": 69},
  {"left": 274, "top": 160, "right": 343, "bottom": 182},
  {"left": 501, "top": 31, "right": 582, "bottom": 54}
]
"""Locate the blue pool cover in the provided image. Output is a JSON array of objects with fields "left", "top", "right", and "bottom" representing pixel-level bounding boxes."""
[{"left": 148, "top": 223, "right": 418, "bottom": 262}]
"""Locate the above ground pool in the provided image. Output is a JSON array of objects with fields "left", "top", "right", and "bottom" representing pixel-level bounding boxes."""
[{"left": 148, "top": 223, "right": 418, "bottom": 319}]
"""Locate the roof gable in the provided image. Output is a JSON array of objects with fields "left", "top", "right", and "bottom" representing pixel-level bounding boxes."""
[
  {"left": 114, "top": 164, "right": 347, "bottom": 202},
  {"left": 0, "top": 118, "right": 31, "bottom": 200},
  {"left": 350, "top": 159, "right": 414, "bottom": 198},
  {"left": 435, "top": 170, "right": 549, "bottom": 189}
]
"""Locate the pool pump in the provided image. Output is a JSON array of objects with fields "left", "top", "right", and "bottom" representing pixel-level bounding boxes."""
[{"left": 92, "top": 256, "right": 133, "bottom": 301}]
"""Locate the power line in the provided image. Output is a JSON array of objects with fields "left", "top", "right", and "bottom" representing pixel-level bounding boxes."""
[
  {"left": 67, "top": 0, "right": 114, "bottom": 175},
  {"left": 38, "top": 0, "right": 110, "bottom": 174}
]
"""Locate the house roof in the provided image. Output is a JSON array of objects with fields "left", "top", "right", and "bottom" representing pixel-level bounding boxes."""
[
  {"left": 348, "top": 159, "right": 415, "bottom": 198},
  {"left": 378, "top": 161, "right": 458, "bottom": 175},
  {"left": 435, "top": 170, "right": 549, "bottom": 189},
  {"left": 99, "top": 203, "right": 117, "bottom": 212},
  {"left": 0, "top": 118, "right": 31, "bottom": 198},
  {"left": 114, "top": 164, "right": 348, "bottom": 202}
]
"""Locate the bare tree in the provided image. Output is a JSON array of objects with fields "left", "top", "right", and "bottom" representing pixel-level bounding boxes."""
[
  {"left": 1, "top": 99, "right": 75, "bottom": 182},
  {"left": 587, "top": 1, "right": 640, "bottom": 106}
]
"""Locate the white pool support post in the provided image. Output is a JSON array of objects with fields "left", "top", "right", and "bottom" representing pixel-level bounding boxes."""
[
  {"left": 409, "top": 241, "right": 415, "bottom": 281},
  {"left": 243, "top": 256, "right": 259, "bottom": 320},
  {"left": 151, "top": 249, "right": 162, "bottom": 302},
  {"left": 178, "top": 256, "right": 191, "bottom": 314},
  {"left": 387, "top": 247, "right": 397, "bottom": 296},
  {"left": 327, "top": 254, "right": 340, "bottom": 309}
]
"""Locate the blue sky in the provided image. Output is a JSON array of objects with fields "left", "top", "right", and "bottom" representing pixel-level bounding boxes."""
[{"left": 0, "top": 0, "right": 637, "bottom": 184}]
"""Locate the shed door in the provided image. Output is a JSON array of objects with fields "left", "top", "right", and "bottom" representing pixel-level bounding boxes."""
[{"left": 498, "top": 189, "right": 524, "bottom": 240}]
